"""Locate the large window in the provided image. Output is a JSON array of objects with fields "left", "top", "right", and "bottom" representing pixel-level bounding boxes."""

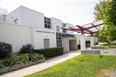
[
  {"left": 44, "top": 17, "right": 51, "bottom": 29},
  {"left": 44, "top": 39, "right": 50, "bottom": 48}
]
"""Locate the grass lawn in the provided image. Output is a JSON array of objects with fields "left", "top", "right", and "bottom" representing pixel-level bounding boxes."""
[
  {"left": 100, "top": 43, "right": 116, "bottom": 49},
  {"left": 25, "top": 55, "right": 116, "bottom": 77}
]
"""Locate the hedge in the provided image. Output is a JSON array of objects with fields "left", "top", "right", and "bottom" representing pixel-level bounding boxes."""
[{"left": 34, "top": 47, "right": 63, "bottom": 58}]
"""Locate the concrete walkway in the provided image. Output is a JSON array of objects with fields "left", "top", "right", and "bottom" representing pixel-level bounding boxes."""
[
  {"left": 0, "top": 50, "right": 81, "bottom": 77},
  {"left": 101, "top": 48, "right": 116, "bottom": 55}
]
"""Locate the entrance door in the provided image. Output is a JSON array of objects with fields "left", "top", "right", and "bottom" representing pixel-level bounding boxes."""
[
  {"left": 69, "top": 40, "right": 77, "bottom": 50},
  {"left": 44, "top": 39, "right": 50, "bottom": 48}
]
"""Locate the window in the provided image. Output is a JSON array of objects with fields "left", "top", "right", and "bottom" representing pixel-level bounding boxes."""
[
  {"left": 44, "top": 17, "right": 51, "bottom": 29},
  {"left": 63, "top": 29, "right": 66, "bottom": 33},
  {"left": 57, "top": 38, "right": 62, "bottom": 47},
  {"left": 62, "top": 23, "right": 66, "bottom": 33},
  {"left": 44, "top": 39, "right": 50, "bottom": 48},
  {"left": 14, "top": 19, "right": 18, "bottom": 24},
  {"left": 56, "top": 26, "right": 60, "bottom": 32}
]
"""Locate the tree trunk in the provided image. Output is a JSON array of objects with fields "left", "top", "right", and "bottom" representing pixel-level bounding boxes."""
[{"left": 108, "top": 41, "right": 111, "bottom": 48}]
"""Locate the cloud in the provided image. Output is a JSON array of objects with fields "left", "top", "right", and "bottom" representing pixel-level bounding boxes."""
[{"left": 0, "top": 0, "right": 99, "bottom": 25}]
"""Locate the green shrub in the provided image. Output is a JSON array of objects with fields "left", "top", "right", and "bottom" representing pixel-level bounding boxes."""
[
  {"left": 29, "top": 53, "right": 44, "bottom": 61},
  {"left": 86, "top": 44, "right": 90, "bottom": 48},
  {"left": 0, "top": 60, "right": 5, "bottom": 68},
  {"left": 0, "top": 53, "right": 45, "bottom": 68},
  {"left": 4, "top": 54, "right": 29, "bottom": 66},
  {"left": 0, "top": 42, "right": 12, "bottom": 59},
  {"left": 95, "top": 42, "right": 98, "bottom": 45},
  {"left": 19, "top": 44, "right": 34, "bottom": 54},
  {"left": 0, "top": 53, "right": 44, "bottom": 68},
  {"left": 34, "top": 47, "right": 63, "bottom": 58}
]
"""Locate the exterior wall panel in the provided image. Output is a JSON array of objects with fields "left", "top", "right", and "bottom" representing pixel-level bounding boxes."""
[
  {"left": 21, "top": 6, "right": 44, "bottom": 28},
  {"left": 33, "top": 28, "right": 56, "bottom": 49},
  {"left": 51, "top": 17, "right": 62, "bottom": 32},
  {"left": 0, "top": 23, "right": 31, "bottom": 52},
  {"left": 0, "top": 22, "right": 56, "bottom": 52},
  {"left": 6, "top": 7, "right": 22, "bottom": 25}
]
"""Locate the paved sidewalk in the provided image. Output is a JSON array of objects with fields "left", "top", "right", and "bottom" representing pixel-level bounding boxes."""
[
  {"left": 0, "top": 50, "right": 81, "bottom": 77},
  {"left": 101, "top": 48, "right": 116, "bottom": 55}
]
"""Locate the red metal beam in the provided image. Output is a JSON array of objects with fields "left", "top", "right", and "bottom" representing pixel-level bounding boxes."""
[
  {"left": 62, "top": 27, "right": 93, "bottom": 34},
  {"left": 69, "top": 27, "right": 80, "bottom": 30},
  {"left": 76, "top": 25, "right": 93, "bottom": 34},
  {"left": 62, "top": 27, "right": 81, "bottom": 32},
  {"left": 62, "top": 27, "right": 82, "bottom": 34},
  {"left": 61, "top": 22, "right": 102, "bottom": 34}
]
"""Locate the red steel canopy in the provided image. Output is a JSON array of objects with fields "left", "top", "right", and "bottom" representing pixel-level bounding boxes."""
[{"left": 62, "top": 20, "right": 103, "bottom": 35}]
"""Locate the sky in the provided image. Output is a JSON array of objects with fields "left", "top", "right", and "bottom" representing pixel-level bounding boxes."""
[{"left": 0, "top": 0, "right": 99, "bottom": 26}]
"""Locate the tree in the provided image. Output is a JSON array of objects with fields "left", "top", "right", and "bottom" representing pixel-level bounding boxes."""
[
  {"left": 104, "top": 0, "right": 116, "bottom": 26},
  {"left": 94, "top": 0, "right": 116, "bottom": 47},
  {"left": 93, "top": 0, "right": 109, "bottom": 21},
  {"left": 98, "top": 25, "right": 116, "bottom": 47}
]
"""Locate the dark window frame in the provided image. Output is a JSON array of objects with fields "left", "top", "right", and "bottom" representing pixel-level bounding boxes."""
[{"left": 44, "top": 17, "right": 51, "bottom": 29}]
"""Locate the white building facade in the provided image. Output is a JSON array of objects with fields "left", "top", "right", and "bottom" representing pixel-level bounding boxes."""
[
  {"left": 0, "top": 6, "right": 57, "bottom": 52},
  {"left": 0, "top": 6, "right": 97, "bottom": 53}
]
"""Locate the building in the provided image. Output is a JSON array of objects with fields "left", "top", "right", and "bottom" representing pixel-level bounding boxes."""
[
  {"left": 0, "top": 6, "right": 97, "bottom": 53},
  {"left": 0, "top": 6, "right": 77, "bottom": 52}
]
